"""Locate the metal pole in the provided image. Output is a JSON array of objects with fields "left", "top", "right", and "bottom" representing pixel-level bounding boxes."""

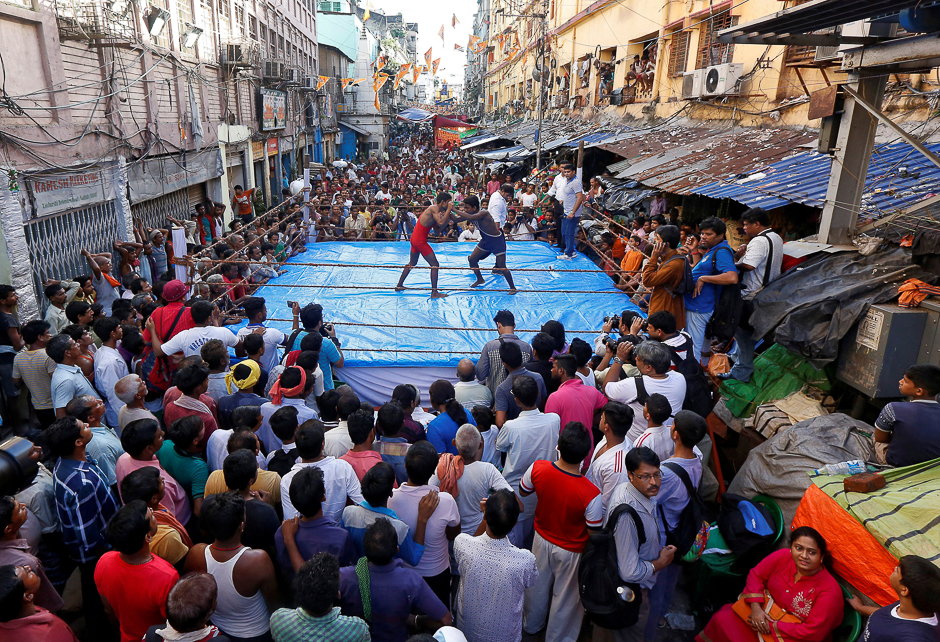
[{"left": 535, "top": 2, "right": 546, "bottom": 170}]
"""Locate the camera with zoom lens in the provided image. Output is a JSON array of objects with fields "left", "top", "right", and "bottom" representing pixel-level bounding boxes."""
[
  {"left": 604, "top": 314, "right": 620, "bottom": 330},
  {"left": 0, "top": 437, "right": 39, "bottom": 497}
]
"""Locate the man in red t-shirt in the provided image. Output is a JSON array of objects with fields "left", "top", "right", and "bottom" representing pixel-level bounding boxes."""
[
  {"left": 95, "top": 500, "right": 179, "bottom": 642},
  {"left": 520, "top": 421, "right": 603, "bottom": 642}
]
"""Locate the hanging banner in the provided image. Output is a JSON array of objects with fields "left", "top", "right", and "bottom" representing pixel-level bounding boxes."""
[
  {"left": 260, "top": 88, "right": 287, "bottom": 130},
  {"left": 373, "top": 75, "right": 389, "bottom": 92},
  {"left": 316, "top": 75, "right": 330, "bottom": 90},
  {"left": 432, "top": 58, "right": 441, "bottom": 75},
  {"left": 341, "top": 78, "right": 353, "bottom": 90},
  {"left": 412, "top": 65, "right": 422, "bottom": 84},
  {"left": 438, "top": 25, "right": 444, "bottom": 42},
  {"left": 393, "top": 69, "right": 406, "bottom": 89},
  {"left": 126, "top": 149, "right": 223, "bottom": 204},
  {"left": 424, "top": 47, "right": 433, "bottom": 70},
  {"left": 400, "top": 62, "right": 412, "bottom": 73},
  {"left": 29, "top": 168, "right": 117, "bottom": 216}
]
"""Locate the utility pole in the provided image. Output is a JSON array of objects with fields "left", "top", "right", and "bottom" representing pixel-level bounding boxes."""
[{"left": 535, "top": 0, "right": 547, "bottom": 170}]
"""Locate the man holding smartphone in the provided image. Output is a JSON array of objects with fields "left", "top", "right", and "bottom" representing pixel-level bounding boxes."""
[{"left": 640, "top": 225, "right": 687, "bottom": 330}]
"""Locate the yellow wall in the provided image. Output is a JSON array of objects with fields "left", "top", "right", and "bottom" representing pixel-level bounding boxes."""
[{"left": 483, "top": 0, "right": 935, "bottom": 129}]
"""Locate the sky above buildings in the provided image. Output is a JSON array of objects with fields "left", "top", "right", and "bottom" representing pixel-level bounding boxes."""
[{"left": 373, "top": 0, "right": 477, "bottom": 85}]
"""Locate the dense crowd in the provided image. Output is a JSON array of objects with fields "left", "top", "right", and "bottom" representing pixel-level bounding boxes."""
[{"left": 0, "top": 125, "right": 937, "bottom": 642}]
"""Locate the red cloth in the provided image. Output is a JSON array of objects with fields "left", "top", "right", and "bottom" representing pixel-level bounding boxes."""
[
  {"left": 163, "top": 395, "right": 219, "bottom": 449},
  {"left": 521, "top": 461, "right": 601, "bottom": 553},
  {"left": 93, "top": 552, "right": 179, "bottom": 642},
  {"left": 697, "top": 549, "right": 843, "bottom": 642},
  {"left": 0, "top": 607, "right": 79, "bottom": 641},
  {"left": 143, "top": 301, "right": 194, "bottom": 344},
  {"left": 435, "top": 453, "right": 465, "bottom": 497},
  {"left": 223, "top": 275, "right": 248, "bottom": 301},
  {"left": 545, "top": 379, "right": 608, "bottom": 468}
]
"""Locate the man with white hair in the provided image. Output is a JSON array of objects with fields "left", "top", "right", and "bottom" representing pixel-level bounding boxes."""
[
  {"left": 430, "top": 424, "right": 513, "bottom": 535},
  {"left": 115, "top": 374, "right": 158, "bottom": 433}
]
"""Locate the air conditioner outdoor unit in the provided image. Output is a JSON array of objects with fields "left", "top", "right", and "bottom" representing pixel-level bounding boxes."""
[
  {"left": 682, "top": 70, "right": 704, "bottom": 99},
  {"left": 262, "top": 60, "right": 284, "bottom": 81},
  {"left": 283, "top": 67, "right": 301, "bottom": 84},
  {"left": 301, "top": 77, "right": 318, "bottom": 91},
  {"left": 224, "top": 44, "right": 251, "bottom": 67},
  {"left": 702, "top": 62, "right": 743, "bottom": 97}
]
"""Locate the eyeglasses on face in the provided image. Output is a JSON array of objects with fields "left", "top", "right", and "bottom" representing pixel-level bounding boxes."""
[{"left": 633, "top": 472, "right": 662, "bottom": 482}]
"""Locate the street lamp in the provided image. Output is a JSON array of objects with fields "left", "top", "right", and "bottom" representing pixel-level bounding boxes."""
[{"left": 146, "top": 6, "right": 170, "bottom": 37}]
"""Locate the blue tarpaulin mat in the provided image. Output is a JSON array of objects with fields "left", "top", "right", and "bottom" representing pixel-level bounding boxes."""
[{"left": 243, "top": 240, "right": 640, "bottom": 368}]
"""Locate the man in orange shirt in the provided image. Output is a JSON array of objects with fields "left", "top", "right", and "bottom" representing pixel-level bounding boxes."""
[{"left": 232, "top": 185, "right": 256, "bottom": 224}]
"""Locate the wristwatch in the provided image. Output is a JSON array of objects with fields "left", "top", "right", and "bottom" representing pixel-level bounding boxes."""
[{"left": 613, "top": 357, "right": 623, "bottom": 364}]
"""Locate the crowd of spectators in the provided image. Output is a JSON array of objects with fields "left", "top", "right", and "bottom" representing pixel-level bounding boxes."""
[{"left": 0, "top": 127, "right": 936, "bottom": 642}]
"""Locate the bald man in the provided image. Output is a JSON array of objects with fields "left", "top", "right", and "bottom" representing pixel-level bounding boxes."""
[{"left": 454, "top": 358, "right": 494, "bottom": 410}]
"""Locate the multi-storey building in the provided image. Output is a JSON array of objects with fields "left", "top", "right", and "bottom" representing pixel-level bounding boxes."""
[{"left": 0, "top": 0, "right": 320, "bottom": 315}]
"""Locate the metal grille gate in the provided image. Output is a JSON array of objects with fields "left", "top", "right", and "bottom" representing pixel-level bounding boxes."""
[
  {"left": 130, "top": 188, "right": 191, "bottom": 232},
  {"left": 23, "top": 201, "right": 123, "bottom": 312}
]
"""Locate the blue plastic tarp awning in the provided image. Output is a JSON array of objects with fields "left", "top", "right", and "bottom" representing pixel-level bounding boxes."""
[
  {"left": 473, "top": 145, "right": 532, "bottom": 160},
  {"left": 563, "top": 132, "right": 617, "bottom": 148},
  {"left": 396, "top": 107, "right": 435, "bottom": 122}
]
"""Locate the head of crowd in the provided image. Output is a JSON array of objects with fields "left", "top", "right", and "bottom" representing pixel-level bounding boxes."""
[{"left": 0, "top": 126, "right": 936, "bottom": 642}]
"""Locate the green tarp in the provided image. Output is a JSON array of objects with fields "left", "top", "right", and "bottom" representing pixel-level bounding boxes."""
[
  {"left": 813, "top": 458, "right": 940, "bottom": 564},
  {"left": 720, "top": 344, "right": 834, "bottom": 418}
]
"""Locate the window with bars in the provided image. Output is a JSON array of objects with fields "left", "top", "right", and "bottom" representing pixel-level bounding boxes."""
[
  {"left": 259, "top": 22, "right": 266, "bottom": 44},
  {"left": 248, "top": 13, "right": 257, "bottom": 38},
  {"left": 696, "top": 12, "right": 738, "bottom": 69},
  {"left": 667, "top": 30, "right": 690, "bottom": 78}
]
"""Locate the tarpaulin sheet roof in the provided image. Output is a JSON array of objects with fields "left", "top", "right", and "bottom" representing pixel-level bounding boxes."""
[
  {"left": 563, "top": 132, "right": 617, "bottom": 147},
  {"left": 240, "top": 241, "right": 640, "bottom": 367},
  {"left": 474, "top": 145, "right": 532, "bottom": 160},
  {"left": 459, "top": 134, "right": 502, "bottom": 150},
  {"left": 433, "top": 115, "right": 471, "bottom": 128},
  {"left": 690, "top": 141, "right": 940, "bottom": 216},
  {"left": 396, "top": 107, "right": 435, "bottom": 122}
]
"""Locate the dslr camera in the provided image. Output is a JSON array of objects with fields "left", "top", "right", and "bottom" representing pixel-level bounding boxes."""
[{"left": 603, "top": 314, "right": 620, "bottom": 330}]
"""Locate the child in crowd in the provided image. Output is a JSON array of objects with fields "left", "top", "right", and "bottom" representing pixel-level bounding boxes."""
[{"left": 633, "top": 393, "right": 675, "bottom": 461}]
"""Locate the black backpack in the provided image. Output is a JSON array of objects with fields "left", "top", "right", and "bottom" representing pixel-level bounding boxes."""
[
  {"left": 663, "top": 254, "right": 695, "bottom": 298},
  {"left": 704, "top": 246, "right": 743, "bottom": 342},
  {"left": 666, "top": 334, "right": 714, "bottom": 419},
  {"left": 716, "top": 493, "right": 776, "bottom": 559},
  {"left": 658, "top": 462, "right": 707, "bottom": 558},
  {"left": 579, "top": 503, "right": 645, "bottom": 630}
]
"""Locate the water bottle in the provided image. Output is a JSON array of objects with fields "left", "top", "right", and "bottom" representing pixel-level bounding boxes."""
[
  {"left": 813, "top": 460, "right": 866, "bottom": 476},
  {"left": 617, "top": 586, "right": 635, "bottom": 602}
]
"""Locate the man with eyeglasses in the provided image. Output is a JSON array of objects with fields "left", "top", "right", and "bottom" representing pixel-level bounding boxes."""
[{"left": 595, "top": 447, "right": 676, "bottom": 642}]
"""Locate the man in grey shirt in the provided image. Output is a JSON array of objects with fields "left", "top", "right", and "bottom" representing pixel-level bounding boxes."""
[
  {"left": 598, "top": 447, "right": 676, "bottom": 641},
  {"left": 476, "top": 310, "right": 532, "bottom": 396}
]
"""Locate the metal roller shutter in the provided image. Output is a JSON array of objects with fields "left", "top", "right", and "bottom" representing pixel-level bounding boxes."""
[{"left": 188, "top": 184, "right": 206, "bottom": 209}]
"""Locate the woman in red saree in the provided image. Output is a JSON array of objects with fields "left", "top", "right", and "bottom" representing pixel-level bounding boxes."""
[{"left": 697, "top": 526, "right": 844, "bottom": 642}]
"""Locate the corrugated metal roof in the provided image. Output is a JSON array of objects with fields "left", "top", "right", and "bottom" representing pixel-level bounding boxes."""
[
  {"left": 690, "top": 141, "right": 940, "bottom": 217},
  {"left": 607, "top": 159, "right": 632, "bottom": 173},
  {"left": 613, "top": 128, "right": 817, "bottom": 196},
  {"left": 473, "top": 145, "right": 533, "bottom": 160}
]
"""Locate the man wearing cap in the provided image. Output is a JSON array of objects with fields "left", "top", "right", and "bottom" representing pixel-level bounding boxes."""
[
  {"left": 143, "top": 280, "right": 194, "bottom": 374},
  {"left": 236, "top": 297, "right": 287, "bottom": 372},
  {"left": 476, "top": 310, "right": 533, "bottom": 396}
]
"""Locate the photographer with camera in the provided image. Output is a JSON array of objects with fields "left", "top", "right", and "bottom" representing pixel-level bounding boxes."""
[{"left": 292, "top": 303, "right": 343, "bottom": 393}]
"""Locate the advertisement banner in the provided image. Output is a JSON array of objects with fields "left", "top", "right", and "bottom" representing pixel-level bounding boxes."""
[
  {"left": 435, "top": 126, "right": 478, "bottom": 148},
  {"left": 260, "top": 88, "right": 287, "bottom": 131},
  {"left": 127, "top": 149, "right": 223, "bottom": 203},
  {"left": 29, "top": 169, "right": 116, "bottom": 217}
]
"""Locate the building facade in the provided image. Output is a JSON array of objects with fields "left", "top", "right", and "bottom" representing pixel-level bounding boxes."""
[{"left": 0, "top": 0, "right": 319, "bottom": 316}]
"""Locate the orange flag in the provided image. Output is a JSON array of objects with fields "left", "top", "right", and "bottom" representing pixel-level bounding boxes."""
[
  {"left": 316, "top": 75, "right": 329, "bottom": 90},
  {"left": 351, "top": 78, "right": 367, "bottom": 85},
  {"left": 424, "top": 47, "right": 433, "bottom": 70},
  {"left": 432, "top": 58, "right": 441, "bottom": 75},
  {"left": 340, "top": 78, "right": 353, "bottom": 90},
  {"left": 468, "top": 34, "right": 480, "bottom": 49},
  {"left": 452, "top": 14, "right": 458, "bottom": 28},
  {"left": 363, "top": 7, "right": 370, "bottom": 20},
  {"left": 375, "top": 93, "right": 380, "bottom": 111},
  {"left": 375, "top": 55, "right": 386, "bottom": 72},
  {"left": 400, "top": 62, "right": 412, "bottom": 73},
  {"left": 373, "top": 74, "right": 389, "bottom": 92},
  {"left": 394, "top": 68, "right": 408, "bottom": 89},
  {"left": 438, "top": 25, "right": 444, "bottom": 42},
  {"left": 412, "top": 64, "right": 422, "bottom": 84},
  {"left": 454, "top": 44, "right": 463, "bottom": 50}
]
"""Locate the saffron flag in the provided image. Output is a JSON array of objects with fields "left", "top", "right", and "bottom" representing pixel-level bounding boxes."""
[
  {"left": 373, "top": 75, "right": 389, "bottom": 91},
  {"left": 454, "top": 44, "right": 463, "bottom": 51},
  {"left": 412, "top": 64, "right": 422, "bottom": 84},
  {"left": 452, "top": 13, "right": 458, "bottom": 27},
  {"left": 375, "top": 55, "right": 386, "bottom": 71},
  {"left": 316, "top": 75, "right": 329, "bottom": 90},
  {"left": 469, "top": 34, "right": 480, "bottom": 49},
  {"left": 375, "top": 93, "right": 380, "bottom": 111},
  {"left": 363, "top": 8, "right": 369, "bottom": 20},
  {"left": 432, "top": 58, "right": 441, "bottom": 75},
  {"left": 424, "top": 47, "right": 433, "bottom": 70},
  {"left": 351, "top": 78, "right": 367, "bottom": 85},
  {"left": 340, "top": 78, "right": 353, "bottom": 90},
  {"left": 400, "top": 62, "right": 412, "bottom": 73},
  {"left": 394, "top": 68, "right": 408, "bottom": 89},
  {"left": 439, "top": 25, "right": 445, "bottom": 42}
]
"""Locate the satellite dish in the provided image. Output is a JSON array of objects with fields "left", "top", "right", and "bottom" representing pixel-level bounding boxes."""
[{"left": 705, "top": 67, "right": 720, "bottom": 94}]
